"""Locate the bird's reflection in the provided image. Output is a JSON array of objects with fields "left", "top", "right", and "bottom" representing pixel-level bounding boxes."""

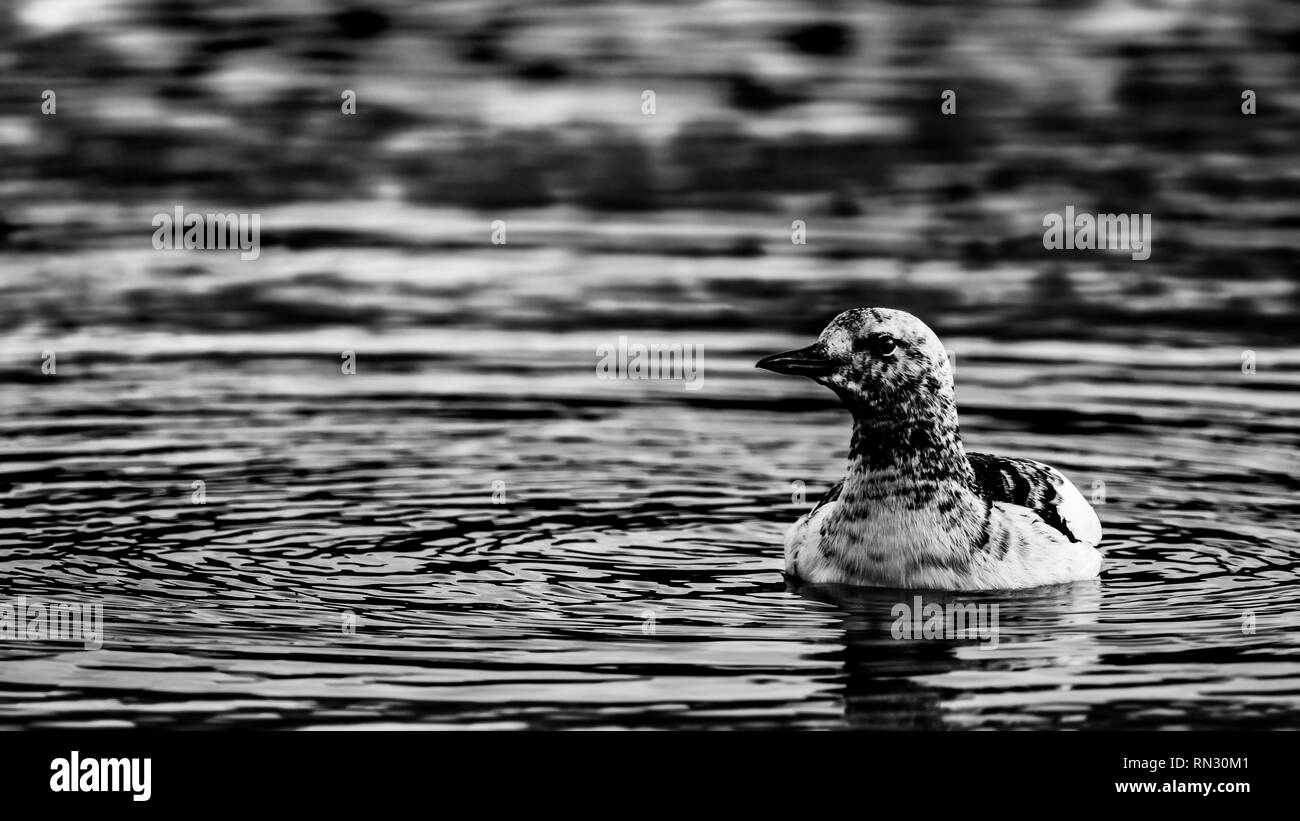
[{"left": 793, "top": 579, "right": 1103, "bottom": 729}]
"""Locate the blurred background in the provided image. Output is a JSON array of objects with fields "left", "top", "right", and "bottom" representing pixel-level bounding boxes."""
[
  {"left": 1, "top": 0, "right": 1299, "bottom": 729},
  {"left": 1, "top": 0, "right": 1298, "bottom": 336}
]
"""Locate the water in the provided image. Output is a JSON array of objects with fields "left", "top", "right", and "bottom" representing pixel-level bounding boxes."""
[{"left": 2, "top": 205, "right": 1299, "bottom": 729}]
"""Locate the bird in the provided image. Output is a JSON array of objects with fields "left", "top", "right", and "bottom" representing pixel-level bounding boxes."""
[{"left": 756, "top": 307, "right": 1102, "bottom": 591}]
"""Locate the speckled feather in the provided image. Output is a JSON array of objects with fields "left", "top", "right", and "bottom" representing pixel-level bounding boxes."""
[{"left": 764, "top": 308, "right": 1103, "bottom": 591}]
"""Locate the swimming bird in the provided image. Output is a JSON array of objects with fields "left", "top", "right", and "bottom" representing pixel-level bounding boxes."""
[{"left": 757, "top": 308, "right": 1102, "bottom": 590}]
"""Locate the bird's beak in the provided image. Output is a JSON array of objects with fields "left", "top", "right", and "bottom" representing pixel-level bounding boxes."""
[{"left": 755, "top": 343, "right": 836, "bottom": 377}]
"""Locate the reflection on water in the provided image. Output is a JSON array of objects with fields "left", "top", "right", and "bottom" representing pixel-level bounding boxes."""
[{"left": 1, "top": 211, "right": 1299, "bottom": 729}]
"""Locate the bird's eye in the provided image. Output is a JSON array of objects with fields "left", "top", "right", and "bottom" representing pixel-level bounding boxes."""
[{"left": 853, "top": 335, "right": 898, "bottom": 357}]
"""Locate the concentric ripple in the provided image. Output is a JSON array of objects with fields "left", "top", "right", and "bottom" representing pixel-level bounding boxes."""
[{"left": 1, "top": 240, "right": 1298, "bottom": 729}]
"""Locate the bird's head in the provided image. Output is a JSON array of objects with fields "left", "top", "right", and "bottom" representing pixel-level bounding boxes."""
[{"left": 756, "top": 308, "right": 955, "bottom": 419}]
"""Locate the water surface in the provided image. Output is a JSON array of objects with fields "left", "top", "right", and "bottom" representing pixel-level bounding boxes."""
[{"left": 2, "top": 207, "right": 1298, "bottom": 729}]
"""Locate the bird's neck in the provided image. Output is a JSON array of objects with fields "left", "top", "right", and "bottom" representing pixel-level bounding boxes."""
[
  {"left": 819, "top": 404, "right": 986, "bottom": 575},
  {"left": 844, "top": 404, "right": 974, "bottom": 497}
]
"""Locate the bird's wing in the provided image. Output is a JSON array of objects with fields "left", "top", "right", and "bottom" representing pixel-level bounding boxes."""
[
  {"left": 783, "top": 480, "right": 843, "bottom": 579},
  {"left": 967, "top": 453, "right": 1102, "bottom": 547},
  {"left": 808, "top": 479, "right": 843, "bottom": 516}
]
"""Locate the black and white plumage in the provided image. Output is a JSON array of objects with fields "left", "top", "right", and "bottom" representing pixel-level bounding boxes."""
[{"left": 757, "top": 308, "right": 1102, "bottom": 590}]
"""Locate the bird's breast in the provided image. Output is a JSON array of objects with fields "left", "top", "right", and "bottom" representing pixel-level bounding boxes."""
[{"left": 795, "top": 486, "right": 987, "bottom": 587}]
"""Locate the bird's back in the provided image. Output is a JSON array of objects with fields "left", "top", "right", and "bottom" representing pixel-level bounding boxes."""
[{"left": 966, "top": 453, "right": 1102, "bottom": 548}]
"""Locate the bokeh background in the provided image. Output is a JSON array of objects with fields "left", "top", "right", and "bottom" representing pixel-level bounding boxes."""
[{"left": 2, "top": 0, "right": 1299, "bottom": 336}]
